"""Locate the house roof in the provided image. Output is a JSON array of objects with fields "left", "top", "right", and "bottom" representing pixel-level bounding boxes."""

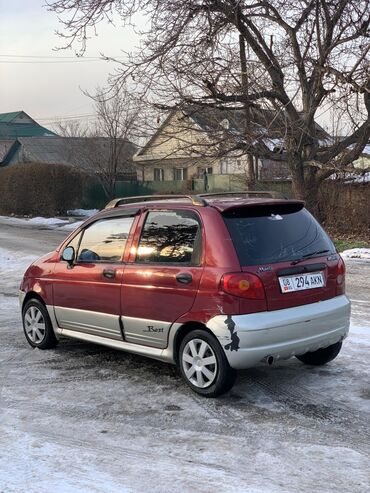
[
  {"left": 0, "top": 136, "right": 138, "bottom": 174},
  {"left": 0, "top": 139, "right": 17, "bottom": 163},
  {"left": 0, "top": 123, "right": 57, "bottom": 138},
  {"left": 0, "top": 110, "right": 57, "bottom": 137},
  {"left": 135, "top": 104, "right": 330, "bottom": 159},
  {"left": 182, "top": 104, "right": 329, "bottom": 139},
  {"left": 0, "top": 111, "right": 26, "bottom": 123}
]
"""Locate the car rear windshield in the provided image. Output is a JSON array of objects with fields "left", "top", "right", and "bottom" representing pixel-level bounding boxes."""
[{"left": 223, "top": 204, "right": 335, "bottom": 266}]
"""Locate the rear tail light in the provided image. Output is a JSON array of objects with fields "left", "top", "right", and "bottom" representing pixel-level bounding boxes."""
[
  {"left": 221, "top": 272, "right": 266, "bottom": 300},
  {"left": 336, "top": 256, "right": 346, "bottom": 295}
]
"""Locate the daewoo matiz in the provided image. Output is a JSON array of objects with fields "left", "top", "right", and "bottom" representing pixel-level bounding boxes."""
[{"left": 20, "top": 192, "right": 350, "bottom": 396}]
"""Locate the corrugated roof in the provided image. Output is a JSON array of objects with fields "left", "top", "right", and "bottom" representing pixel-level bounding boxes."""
[
  {"left": 0, "top": 139, "right": 17, "bottom": 163},
  {"left": 0, "top": 111, "right": 23, "bottom": 123},
  {"left": 0, "top": 123, "right": 56, "bottom": 137},
  {"left": 0, "top": 111, "right": 56, "bottom": 137},
  {"left": 10, "top": 136, "right": 137, "bottom": 174}
]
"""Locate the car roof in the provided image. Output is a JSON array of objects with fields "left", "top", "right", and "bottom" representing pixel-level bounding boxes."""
[
  {"left": 102, "top": 192, "right": 303, "bottom": 214},
  {"left": 74, "top": 194, "right": 303, "bottom": 230}
]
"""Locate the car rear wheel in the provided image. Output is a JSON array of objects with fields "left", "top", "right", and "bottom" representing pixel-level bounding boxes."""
[
  {"left": 179, "top": 329, "right": 236, "bottom": 397},
  {"left": 22, "top": 299, "right": 58, "bottom": 349},
  {"left": 295, "top": 341, "right": 342, "bottom": 366}
]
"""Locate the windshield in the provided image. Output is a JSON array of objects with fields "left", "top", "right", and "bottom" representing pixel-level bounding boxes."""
[{"left": 223, "top": 204, "right": 335, "bottom": 266}]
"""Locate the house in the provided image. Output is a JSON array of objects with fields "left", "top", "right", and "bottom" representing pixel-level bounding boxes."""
[
  {"left": 0, "top": 111, "right": 56, "bottom": 138},
  {"left": 0, "top": 136, "right": 137, "bottom": 180},
  {"left": 134, "top": 105, "right": 329, "bottom": 182}
]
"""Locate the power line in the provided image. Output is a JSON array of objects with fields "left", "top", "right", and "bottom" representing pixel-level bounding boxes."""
[
  {"left": 0, "top": 54, "right": 124, "bottom": 59},
  {"left": 0, "top": 59, "right": 116, "bottom": 64},
  {"left": 38, "top": 115, "right": 98, "bottom": 124},
  {"left": 36, "top": 113, "right": 95, "bottom": 121},
  {"left": 0, "top": 54, "right": 125, "bottom": 64}
]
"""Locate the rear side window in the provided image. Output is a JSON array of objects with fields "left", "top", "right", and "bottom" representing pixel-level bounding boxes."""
[
  {"left": 223, "top": 205, "right": 335, "bottom": 266},
  {"left": 77, "top": 216, "right": 135, "bottom": 263},
  {"left": 136, "top": 210, "right": 202, "bottom": 264}
]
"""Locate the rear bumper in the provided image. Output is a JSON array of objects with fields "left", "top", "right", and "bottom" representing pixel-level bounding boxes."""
[{"left": 207, "top": 295, "right": 351, "bottom": 370}]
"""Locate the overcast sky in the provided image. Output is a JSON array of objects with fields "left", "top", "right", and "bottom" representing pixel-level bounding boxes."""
[
  {"left": 0, "top": 0, "right": 345, "bottom": 135},
  {"left": 0, "top": 0, "right": 143, "bottom": 129}
]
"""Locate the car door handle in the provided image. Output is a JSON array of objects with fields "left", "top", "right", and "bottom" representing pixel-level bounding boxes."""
[
  {"left": 103, "top": 269, "right": 116, "bottom": 279},
  {"left": 176, "top": 272, "right": 193, "bottom": 284}
]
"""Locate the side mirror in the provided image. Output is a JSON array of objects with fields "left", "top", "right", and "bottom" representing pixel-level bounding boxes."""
[{"left": 61, "top": 246, "right": 75, "bottom": 267}]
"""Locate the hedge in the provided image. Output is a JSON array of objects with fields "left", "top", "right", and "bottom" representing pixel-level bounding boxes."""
[{"left": 0, "top": 162, "right": 87, "bottom": 216}]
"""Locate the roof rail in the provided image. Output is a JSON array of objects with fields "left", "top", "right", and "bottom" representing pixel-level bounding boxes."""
[
  {"left": 104, "top": 194, "right": 207, "bottom": 209},
  {"left": 199, "top": 190, "right": 287, "bottom": 200}
]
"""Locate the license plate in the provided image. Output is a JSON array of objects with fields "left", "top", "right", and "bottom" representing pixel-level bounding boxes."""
[{"left": 279, "top": 272, "right": 325, "bottom": 293}]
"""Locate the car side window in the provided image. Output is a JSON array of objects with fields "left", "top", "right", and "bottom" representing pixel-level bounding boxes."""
[
  {"left": 76, "top": 216, "right": 135, "bottom": 263},
  {"left": 136, "top": 210, "right": 202, "bottom": 265}
]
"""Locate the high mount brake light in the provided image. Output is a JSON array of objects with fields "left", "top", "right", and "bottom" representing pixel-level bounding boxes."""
[{"left": 221, "top": 272, "right": 265, "bottom": 300}]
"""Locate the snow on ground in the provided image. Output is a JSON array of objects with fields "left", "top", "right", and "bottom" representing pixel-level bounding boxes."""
[
  {"left": 67, "top": 209, "right": 99, "bottom": 217},
  {"left": 0, "top": 215, "right": 66, "bottom": 227},
  {"left": 0, "top": 246, "right": 39, "bottom": 296},
  {"left": 341, "top": 248, "right": 370, "bottom": 260},
  {"left": 0, "top": 223, "right": 369, "bottom": 493},
  {"left": 0, "top": 215, "right": 84, "bottom": 233}
]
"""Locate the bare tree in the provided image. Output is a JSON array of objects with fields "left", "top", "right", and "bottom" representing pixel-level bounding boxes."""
[
  {"left": 53, "top": 119, "right": 90, "bottom": 137},
  {"left": 53, "top": 87, "right": 143, "bottom": 200},
  {"left": 88, "top": 87, "right": 139, "bottom": 198},
  {"left": 47, "top": 0, "right": 370, "bottom": 212}
]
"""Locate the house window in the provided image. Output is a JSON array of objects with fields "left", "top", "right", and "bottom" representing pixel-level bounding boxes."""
[
  {"left": 220, "top": 160, "right": 228, "bottom": 174},
  {"left": 154, "top": 168, "right": 164, "bottom": 181},
  {"left": 197, "top": 166, "right": 213, "bottom": 177},
  {"left": 173, "top": 168, "right": 187, "bottom": 181}
]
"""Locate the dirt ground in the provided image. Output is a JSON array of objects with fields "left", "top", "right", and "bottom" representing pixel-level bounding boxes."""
[{"left": 0, "top": 221, "right": 369, "bottom": 493}]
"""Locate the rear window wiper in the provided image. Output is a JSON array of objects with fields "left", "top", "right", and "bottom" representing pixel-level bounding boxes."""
[{"left": 291, "top": 249, "right": 331, "bottom": 265}]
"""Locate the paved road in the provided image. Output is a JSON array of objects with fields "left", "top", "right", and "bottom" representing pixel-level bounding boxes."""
[{"left": 0, "top": 223, "right": 369, "bottom": 493}]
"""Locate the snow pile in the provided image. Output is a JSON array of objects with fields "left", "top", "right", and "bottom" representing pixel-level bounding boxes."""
[
  {"left": 0, "top": 215, "right": 82, "bottom": 231},
  {"left": 67, "top": 209, "right": 99, "bottom": 217},
  {"left": 28, "top": 217, "right": 67, "bottom": 226},
  {"left": 341, "top": 248, "right": 370, "bottom": 260},
  {"left": 0, "top": 215, "right": 65, "bottom": 228}
]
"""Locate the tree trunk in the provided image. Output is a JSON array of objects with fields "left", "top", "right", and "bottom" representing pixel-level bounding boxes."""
[{"left": 291, "top": 168, "right": 321, "bottom": 219}]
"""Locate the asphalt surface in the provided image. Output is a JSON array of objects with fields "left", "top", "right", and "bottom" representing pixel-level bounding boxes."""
[{"left": 0, "top": 222, "right": 369, "bottom": 493}]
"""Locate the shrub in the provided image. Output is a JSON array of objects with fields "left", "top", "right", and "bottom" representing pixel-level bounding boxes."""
[{"left": 0, "top": 162, "right": 87, "bottom": 216}]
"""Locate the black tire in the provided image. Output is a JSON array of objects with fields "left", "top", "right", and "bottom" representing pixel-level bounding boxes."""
[
  {"left": 295, "top": 341, "right": 342, "bottom": 366},
  {"left": 178, "top": 329, "right": 237, "bottom": 397},
  {"left": 22, "top": 298, "right": 58, "bottom": 350}
]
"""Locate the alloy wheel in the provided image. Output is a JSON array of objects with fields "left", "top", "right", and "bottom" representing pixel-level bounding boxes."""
[
  {"left": 24, "top": 306, "right": 46, "bottom": 344},
  {"left": 182, "top": 338, "right": 218, "bottom": 388}
]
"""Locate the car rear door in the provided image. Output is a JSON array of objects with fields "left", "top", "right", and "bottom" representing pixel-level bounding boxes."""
[
  {"left": 223, "top": 203, "right": 339, "bottom": 311},
  {"left": 121, "top": 208, "right": 203, "bottom": 348}
]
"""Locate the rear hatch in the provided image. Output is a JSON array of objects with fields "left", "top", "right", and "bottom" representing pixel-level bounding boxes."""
[{"left": 223, "top": 202, "right": 340, "bottom": 311}]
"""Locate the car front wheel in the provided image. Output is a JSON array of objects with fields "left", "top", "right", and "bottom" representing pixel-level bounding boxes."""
[
  {"left": 295, "top": 341, "right": 342, "bottom": 366},
  {"left": 179, "top": 329, "right": 236, "bottom": 397},
  {"left": 22, "top": 299, "right": 58, "bottom": 350}
]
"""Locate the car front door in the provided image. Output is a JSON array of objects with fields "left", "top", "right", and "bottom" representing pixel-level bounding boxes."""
[
  {"left": 121, "top": 209, "right": 203, "bottom": 349},
  {"left": 53, "top": 214, "right": 136, "bottom": 340}
]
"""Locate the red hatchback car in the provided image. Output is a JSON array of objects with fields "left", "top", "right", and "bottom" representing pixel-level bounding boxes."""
[{"left": 20, "top": 193, "right": 350, "bottom": 396}]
